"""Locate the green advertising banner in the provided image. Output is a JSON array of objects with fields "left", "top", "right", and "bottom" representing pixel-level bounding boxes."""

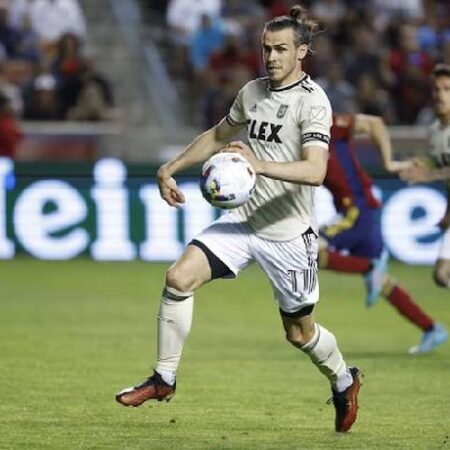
[{"left": 0, "top": 158, "right": 447, "bottom": 264}]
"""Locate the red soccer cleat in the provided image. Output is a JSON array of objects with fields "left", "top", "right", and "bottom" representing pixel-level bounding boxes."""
[
  {"left": 116, "top": 371, "right": 176, "bottom": 407},
  {"left": 331, "top": 367, "right": 363, "bottom": 432}
]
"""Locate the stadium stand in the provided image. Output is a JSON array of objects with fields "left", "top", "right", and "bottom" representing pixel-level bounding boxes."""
[
  {"left": 141, "top": 0, "right": 450, "bottom": 128},
  {"left": 2, "top": 0, "right": 447, "bottom": 162}
]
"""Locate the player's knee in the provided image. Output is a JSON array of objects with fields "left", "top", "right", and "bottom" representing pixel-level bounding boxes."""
[
  {"left": 433, "top": 264, "right": 450, "bottom": 288},
  {"left": 285, "top": 326, "right": 315, "bottom": 348},
  {"left": 165, "top": 265, "right": 198, "bottom": 293}
]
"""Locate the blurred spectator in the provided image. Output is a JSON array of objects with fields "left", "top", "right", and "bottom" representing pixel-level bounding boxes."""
[
  {"left": 221, "top": 0, "right": 265, "bottom": 40},
  {"left": 311, "top": 0, "right": 346, "bottom": 27},
  {"left": 393, "top": 62, "right": 430, "bottom": 123},
  {"left": 373, "top": 0, "right": 424, "bottom": 31},
  {"left": 318, "top": 61, "right": 357, "bottom": 113},
  {"left": 202, "top": 64, "right": 250, "bottom": 128},
  {"left": 53, "top": 33, "right": 85, "bottom": 115},
  {"left": 307, "top": 33, "right": 334, "bottom": 79},
  {"left": 264, "top": 0, "right": 292, "bottom": 19},
  {"left": 355, "top": 73, "right": 396, "bottom": 123},
  {"left": 142, "top": 0, "right": 450, "bottom": 125},
  {"left": 147, "top": 0, "right": 168, "bottom": 15},
  {"left": 345, "top": 26, "right": 385, "bottom": 85},
  {"left": 0, "top": 91, "right": 22, "bottom": 158},
  {"left": 6, "top": 0, "right": 29, "bottom": 30},
  {"left": 0, "top": 63, "right": 23, "bottom": 116},
  {"left": 67, "top": 78, "right": 117, "bottom": 121},
  {"left": 0, "top": 2, "right": 21, "bottom": 58},
  {"left": 388, "top": 23, "right": 433, "bottom": 123},
  {"left": 23, "top": 73, "right": 63, "bottom": 120},
  {"left": 15, "top": 13, "right": 41, "bottom": 63},
  {"left": 167, "top": 0, "right": 221, "bottom": 46},
  {"left": 389, "top": 24, "right": 434, "bottom": 78},
  {"left": 29, "top": 0, "right": 86, "bottom": 47},
  {"left": 189, "top": 14, "right": 224, "bottom": 74},
  {"left": 209, "top": 34, "right": 260, "bottom": 80},
  {"left": 67, "top": 60, "right": 116, "bottom": 121},
  {"left": 417, "top": 2, "right": 450, "bottom": 59}
]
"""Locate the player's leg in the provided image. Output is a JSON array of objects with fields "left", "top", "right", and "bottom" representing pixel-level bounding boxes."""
[
  {"left": 318, "top": 207, "right": 370, "bottom": 273},
  {"left": 116, "top": 213, "right": 253, "bottom": 407},
  {"left": 382, "top": 276, "right": 448, "bottom": 354},
  {"left": 115, "top": 245, "right": 212, "bottom": 407},
  {"left": 433, "top": 228, "right": 450, "bottom": 288},
  {"left": 434, "top": 259, "right": 450, "bottom": 288},
  {"left": 319, "top": 209, "right": 388, "bottom": 306},
  {"left": 281, "top": 312, "right": 362, "bottom": 432},
  {"left": 255, "top": 231, "right": 362, "bottom": 432}
]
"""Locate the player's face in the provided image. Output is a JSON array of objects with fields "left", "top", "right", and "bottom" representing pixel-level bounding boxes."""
[
  {"left": 262, "top": 29, "right": 307, "bottom": 88},
  {"left": 432, "top": 75, "right": 450, "bottom": 122}
]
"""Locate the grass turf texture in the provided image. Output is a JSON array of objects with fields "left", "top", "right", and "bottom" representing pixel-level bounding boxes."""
[{"left": 0, "top": 259, "right": 449, "bottom": 449}]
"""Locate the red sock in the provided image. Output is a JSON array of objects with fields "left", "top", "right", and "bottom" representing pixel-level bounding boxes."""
[
  {"left": 321, "top": 250, "right": 371, "bottom": 274},
  {"left": 385, "top": 285, "right": 434, "bottom": 331}
]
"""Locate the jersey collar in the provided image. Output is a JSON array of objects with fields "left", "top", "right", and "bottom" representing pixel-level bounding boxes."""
[{"left": 268, "top": 73, "right": 308, "bottom": 92}]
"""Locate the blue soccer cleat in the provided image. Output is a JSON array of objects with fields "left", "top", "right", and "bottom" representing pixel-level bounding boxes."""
[
  {"left": 408, "top": 323, "right": 448, "bottom": 355},
  {"left": 364, "top": 248, "right": 389, "bottom": 307}
]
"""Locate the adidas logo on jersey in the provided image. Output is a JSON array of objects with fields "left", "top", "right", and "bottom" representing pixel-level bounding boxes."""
[
  {"left": 250, "top": 104, "right": 257, "bottom": 112},
  {"left": 247, "top": 119, "right": 282, "bottom": 143}
]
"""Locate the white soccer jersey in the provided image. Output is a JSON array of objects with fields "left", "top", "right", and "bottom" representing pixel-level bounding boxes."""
[
  {"left": 428, "top": 119, "right": 450, "bottom": 258},
  {"left": 226, "top": 74, "right": 332, "bottom": 241},
  {"left": 429, "top": 119, "right": 450, "bottom": 169}
]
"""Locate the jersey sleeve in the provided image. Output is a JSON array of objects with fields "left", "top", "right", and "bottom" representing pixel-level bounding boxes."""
[
  {"left": 298, "top": 89, "right": 332, "bottom": 150},
  {"left": 226, "top": 85, "right": 247, "bottom": 126}
]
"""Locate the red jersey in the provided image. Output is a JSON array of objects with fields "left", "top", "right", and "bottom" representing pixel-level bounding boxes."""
[{"left": 325, "top": 114, "right": 381, "bottom": 212}]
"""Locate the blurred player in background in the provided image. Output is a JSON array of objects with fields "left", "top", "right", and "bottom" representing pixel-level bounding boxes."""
[
  {"left": 318, "top": 113, "right": 448, "bottom": 354},
  {"left": 117, "top": 5, "right": 362, "bottom": 433},
  {"left": 400, "top": 64, "right": 450, "bottom": 290}
]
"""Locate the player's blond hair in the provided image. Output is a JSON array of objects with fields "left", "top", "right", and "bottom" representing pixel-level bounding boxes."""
[{"left": 263, "top": 4, "right": 319, "bottom": 53}]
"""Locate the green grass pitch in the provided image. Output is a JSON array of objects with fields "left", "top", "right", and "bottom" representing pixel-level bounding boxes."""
[{"left": 0, "top": 258, "right": 449, "bottom": 449}]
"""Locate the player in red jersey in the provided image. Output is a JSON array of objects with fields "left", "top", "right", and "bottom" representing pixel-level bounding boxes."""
[{"left": 318, "top": 113, "right": 448, "bottom": 354}]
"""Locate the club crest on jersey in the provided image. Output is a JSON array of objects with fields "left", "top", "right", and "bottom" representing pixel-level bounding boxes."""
[
  {"left": 310, "top": 106, "right": 326, "bottom": 120},
  {"left": 277, "top": 104, "right": 288, "bottom": 118}
]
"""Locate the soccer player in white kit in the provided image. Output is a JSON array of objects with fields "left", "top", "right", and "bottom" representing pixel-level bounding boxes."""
[
  {"left": 116, "top": 5, "right": 362, "bottom": 432},
  {"left": 401, "top": 64, "right": 450, "bottom": 288}
]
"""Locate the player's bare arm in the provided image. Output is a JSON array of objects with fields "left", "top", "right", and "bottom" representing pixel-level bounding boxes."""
[
  {"left": 400, "top": 157, "right": 450, "bottom": 183},
  {"left": 353, "top": 114, "right": 411, "bottom": 173},
  {"left": 227, "top": 140, "right": 328, "bottom": 186},
  {"left": 157, "top": 119, "right": 244, "bottom": 207}
]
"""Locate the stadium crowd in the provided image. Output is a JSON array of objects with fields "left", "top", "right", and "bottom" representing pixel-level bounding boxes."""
[
  {"left": 146, "top": 0, "right": 450, "bottom": 128},
  {"left": 0, "top": 0, "right": 115, "bottom": 128}
]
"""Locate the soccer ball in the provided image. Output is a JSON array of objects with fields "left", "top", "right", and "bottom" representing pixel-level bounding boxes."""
[{"left": 200, "top": 152, "right": 256, "bottom": 209}]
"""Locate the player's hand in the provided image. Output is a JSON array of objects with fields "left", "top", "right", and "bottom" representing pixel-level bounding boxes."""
[
  {"left": 224, "top": 141, "right": 263, "bottom": 173},
  {"left": 385, "top": 160, "right": 413, "bottom": 173},
  {"left": 156, "top": 169, "right": 185, "bottom": 208},
  {"left": 399, "top": 158, "right": 435, "bottom": 183},
  {"left": 438, "top": 212, "right": 450, "bottom": 230}
]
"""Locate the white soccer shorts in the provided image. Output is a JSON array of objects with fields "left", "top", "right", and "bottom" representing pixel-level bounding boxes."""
[
  {"left": 438, "top": 226, "right": 450, "bottom": 260},
  {"left": 193, "top": 212, "right": 319, "bottom": 314}
]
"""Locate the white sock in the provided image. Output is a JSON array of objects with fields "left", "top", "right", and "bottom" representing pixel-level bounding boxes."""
[
  {"left": 155, "top": 286, "right": 194, "bottom": 385},
  {"left": 301, "top": 323, "right": 352, "bottom": 392}
]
